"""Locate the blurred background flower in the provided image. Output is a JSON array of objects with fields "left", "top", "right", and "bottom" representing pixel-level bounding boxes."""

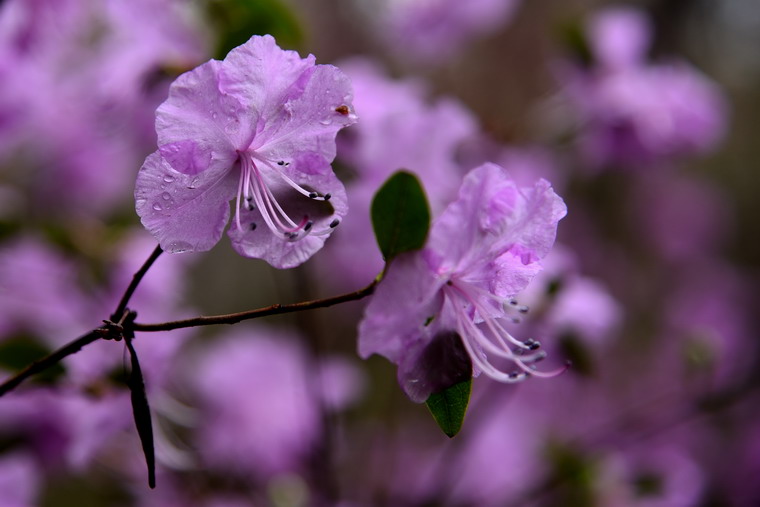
[{"left": 1, "top": 0, "right": 759, "bottom": 505}]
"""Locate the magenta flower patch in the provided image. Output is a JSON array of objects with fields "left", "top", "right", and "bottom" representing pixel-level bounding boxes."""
[
  {"left": 358, "top": 163, "right": 567, "bottom": 402},
  {"left": 135, "top": 35, "right": 356, "bottom": 268}
]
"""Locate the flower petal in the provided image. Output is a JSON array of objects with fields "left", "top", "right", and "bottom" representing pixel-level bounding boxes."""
[
  {"left": 358, "top": 253, "right": 444, "bottom": 363},
  {"left": 135, "top": 152, "right": 238, "bottom": 253},
  {"left": 227, "top": 163, "right": 348, "bottom": 268},
  {"left": 156, "top": 59, "right": 247, "bottom": 173},
  {"left": 219, "top": 36, "right": 356, "bottom": 170}
]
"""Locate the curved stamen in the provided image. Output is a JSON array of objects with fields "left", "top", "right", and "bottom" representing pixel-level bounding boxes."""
[
  {"left": 448, "top": 283, "right": 533, "bottom": 351},
  {"left": 235, "top": 152, "right": 342, "bottom": 240},
  {"left": 256, "top": 157, "right": 332, "bottom": 201},
  {"left": 443, "top": 282, "right": 564, "bottom": 383}
]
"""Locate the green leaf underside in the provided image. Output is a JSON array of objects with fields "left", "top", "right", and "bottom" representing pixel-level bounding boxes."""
[
  {"left": 371, "top": 171, "right": 431, "bottom": 262},
  {"left": 425, "top": 378, "right": 472, "bottom": 438}
]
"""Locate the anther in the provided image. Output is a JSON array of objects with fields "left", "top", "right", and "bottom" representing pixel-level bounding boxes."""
[
  {"left": 524, "top": 339, "right": 541, "bottom": 351},
  {"left": 286, "top": 232, "right": 299, "bottom": 240},
  {"left": 309, "top": 192, "right": 318, "bottom": 199},
  {"left": 250, "top": 223, "right": 257, "bottom": 231},
  {"left": 304, "top": 221, "right": 313, "bottom": 232},
  {"left": 329, "top": 219, "right": 340, "bottom": 228},
  {"left": 517, "top": 305, "right": 529, "bottom": 314},
  {"left": 277, "top": 160, "right": 285, "bottom": 166},
  {"left": 324, "top": 193, "right": 331, "bottom": 201}
]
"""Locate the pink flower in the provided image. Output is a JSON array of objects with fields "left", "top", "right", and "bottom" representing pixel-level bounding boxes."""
[
  {"left": 358, "top": 163, "right": 567, "bottom": 401},
  {"left": 135, "top": 35, "right": 356, "bottom": 268}
]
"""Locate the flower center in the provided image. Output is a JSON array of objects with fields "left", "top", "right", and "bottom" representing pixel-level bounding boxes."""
[
  {"left": 442, "top": 278, "right": 568, "bottom": 383},
  {"left": 235, "top": 152, "right": 339, "bottom": 241}
]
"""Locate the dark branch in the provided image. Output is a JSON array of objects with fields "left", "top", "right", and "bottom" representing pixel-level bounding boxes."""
[
  {"left": 131, "top": 279, "right": 377, "bottom": 332},
  {"left": 0, "top": 329, "right": 101, "bottom": 396},
  {"left": 112, "top": 245, "right": 163, "bottom": 320}
]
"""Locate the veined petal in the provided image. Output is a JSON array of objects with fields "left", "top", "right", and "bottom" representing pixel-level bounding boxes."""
[
  {"left": 253, "top": 64, "right": 357, "bottom": 171},
  {"left": 427, "top": 163, "right": 566, "bottom": 275},
  {"left": 156, "top": 59, "right": 249, "bottom": 173},
  {"left": 219, "top": 35, "right": 315, "bottom": 125},
  {"left": 135, "top": 152, "right": 238, "bottom": 253},
  {"left": 358, "top": 254, "right": 444, "bottom": 363}
]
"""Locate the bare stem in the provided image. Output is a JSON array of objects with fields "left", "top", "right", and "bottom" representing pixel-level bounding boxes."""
[
  {"left": 132, "top": 279, "right": 378, "bottom": 332},
  {"left": 0, "top": 330, "right": 100, "bottom": 396},
  {"left": 112, "top": 245, "right": 163, "bottom": 319}
]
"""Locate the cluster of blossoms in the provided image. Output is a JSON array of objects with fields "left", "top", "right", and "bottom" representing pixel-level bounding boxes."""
[
  {"left": 3, "top": 0, "right": 756, "bottom": 504},
  {"left": 134, "top": 35, "right": 569, "bottom": 401}
]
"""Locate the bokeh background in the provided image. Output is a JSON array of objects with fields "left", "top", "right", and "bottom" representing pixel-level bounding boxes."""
[{"left": 1, "top": 0, "right": 759, "bottom": 505}]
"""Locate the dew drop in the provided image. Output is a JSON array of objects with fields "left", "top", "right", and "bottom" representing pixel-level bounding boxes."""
[
  {"left": 163, "top": 175, "right": 175, "bottom": 183},
  {"left": 187, "top": 177, "right": 200, "bottom": 189},
  {"left": 152, "top": 203, "right": 163, "bottom": 211},
  {"left": 319, "top": 119, "right": 332, "bottom": 126},
  {"left": 161, "top": 192, "right": 171, "bottom": 200},
  {"left": 167, "top": 241, "right": 193, "bottom": 253}
]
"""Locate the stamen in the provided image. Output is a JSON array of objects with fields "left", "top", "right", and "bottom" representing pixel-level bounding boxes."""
[
  {"left": 329, "top": 219, "right": 340, "bottom": 228},
  {"left": 443, "top": 283, "right": 564, "bottom": 384}
]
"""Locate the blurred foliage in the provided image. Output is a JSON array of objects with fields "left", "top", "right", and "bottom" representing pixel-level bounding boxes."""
[{"left": 206, "top": 0, "right": 304, "bottom": 57}]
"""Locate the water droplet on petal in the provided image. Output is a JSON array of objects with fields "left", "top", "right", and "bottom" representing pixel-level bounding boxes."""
[
  {"left": 187, "top": 177, "right": 200, "bottom": 189},
  {"left": 161, "top": 192, "right": 171, "bottom": 200},
  {"left": 152, "top": 202, "right": 163, "bottom": 211},
  {"left": 167, "top": 241, "right": 193, "bottom": 253},
  {"left": 319, "top": 119, "right": 332, "bottom": 126},
  {"left": 163, "top": 175, "right": 175, "bottom": 183}
]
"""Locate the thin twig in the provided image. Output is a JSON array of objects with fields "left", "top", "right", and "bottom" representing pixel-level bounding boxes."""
[
  {"left": 0, "top": 277, "right": 378, "bottom": 397},
  {"left": 112, "top": 244, "right": 163, "bottom": 320},
  {"left": 0, "top": 245, "right": 163, "bottom": 398},
  {"left": 0, "top": 330, "right": 101, "bottom": 396},
  {"left": 132, "top": 279, "right": 378, "bottom": 332}
]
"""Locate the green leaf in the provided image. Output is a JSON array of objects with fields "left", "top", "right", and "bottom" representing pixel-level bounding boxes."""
[
  {"left": 207, "top": 0, "right": 304, "bottom": 59},
  {"left": 425, "top": 378, "right": 472, "bottom": 438},
  {"left": 370, "top": 171, "right": 431, "bottom": 262}
]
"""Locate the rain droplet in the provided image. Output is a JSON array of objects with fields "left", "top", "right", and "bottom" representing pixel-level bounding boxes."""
[
  {"left": 152, "top": 203, "right": 163, "bottom": 211},
  {"left": 163, "top": 175, "right": 175, "bottom": 183},
  {"left": 161, "top": 192, "right": 171, "bottom": 200},
  {"left": 187, "top": 177, "right": 200, "bottom": 189},
  {"left": 319, "top": 119, "right": 332, "bottom": 126},
  {"left": 167, "top": 241, "right": 193, "bottom": 253}
]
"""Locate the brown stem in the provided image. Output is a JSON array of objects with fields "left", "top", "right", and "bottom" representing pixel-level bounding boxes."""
[
  {"left": 0, "top": 330, "right": 101, "bottom": 396},
  {"left": 132, "top": 279, "right": 377, "bottom": 332},
  {"left": 0, "top": 278, "right": 378, "bottom": 397},
  {"left": 112, "top": 245, "right": 163, "bottom": 320}
]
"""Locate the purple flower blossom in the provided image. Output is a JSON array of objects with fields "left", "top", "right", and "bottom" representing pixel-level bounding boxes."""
[
  {"left": 368, "top": 0, "right": 521, "bottom": 63},
  {"left": 559, "top": 7, "right": 727, "bottom": 169},
  {"left": 0, "top": 452, "right": 39, "bottom": 507},
  {"left": 135, "top": 35, "right": 356, "bottom": 268},
  {"left": 0, "top": 0, "right": 206, "bottom": 214},
  {"left": 358, "top": 163, "right": 567, "bottom": 401},
  {"left": 188, "top": 326, "right": 357, "bottom": 478}
]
